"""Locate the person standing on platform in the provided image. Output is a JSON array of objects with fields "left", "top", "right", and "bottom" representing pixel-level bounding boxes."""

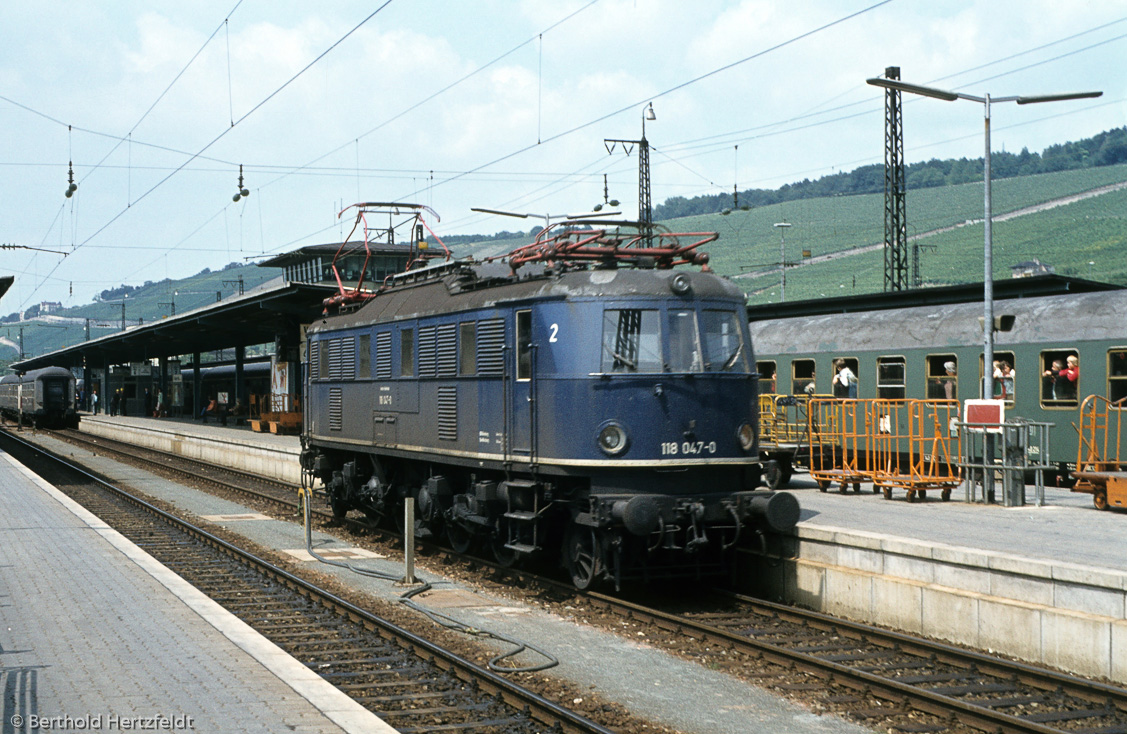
[
  {"left": 144, "top": 388, "right": 153, "bottom": 418},
  {"left": 91, "top": 390, "right": 99, "bottom": 414},
  {"left": 154, "top": 388, "right": 164, "bottom": 417},
  {"left": 110, "top": 389, "right": 119, "bottom": 416}
]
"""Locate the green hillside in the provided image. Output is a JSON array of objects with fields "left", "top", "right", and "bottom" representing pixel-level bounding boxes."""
[{"left": 676, "top": 163, "right": 1127, "bottom": 304}]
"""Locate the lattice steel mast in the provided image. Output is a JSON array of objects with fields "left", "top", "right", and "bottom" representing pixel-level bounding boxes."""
[{"left": 883, "top": 66, "right": 910, "bottom": 291}]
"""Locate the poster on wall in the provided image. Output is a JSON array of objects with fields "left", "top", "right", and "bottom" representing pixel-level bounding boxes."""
[{"left": 271, "top": 361, "right": 290, "bottom": 412}]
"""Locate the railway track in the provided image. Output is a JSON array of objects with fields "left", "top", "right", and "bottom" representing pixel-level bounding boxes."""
[
  {"left": 581, "top": 593, "right": 1127, "bottom": 734},
  {"left": 34, "top": 426, "right": 1127, "bottom": 733},
  {"left": 0, "top": 429, "right": 614, "bottom": 734}
]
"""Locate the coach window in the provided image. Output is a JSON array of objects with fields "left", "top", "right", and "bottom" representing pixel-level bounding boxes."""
[
  {"left": 1041, "top": 348, "right": 1079, "bottom": 408},
  {"left": 925, "top": 355, "right": 957, "bottom": 401},
  {"left": 792, "top": 359, "right": 815, "bottom": 395},
  {"left": 399, "top": 329, "right": 414, "bottom": 377},
  {"left": 516, "top": 310, "right": 533, "bottom": 380},
  {"left": 757, "top": 360, "right": 777, "bottom": 393},
  {"left": 832, "top": 357, "right": 859, "bottom": 398},
  {"left": 876, "top": 356, "right": 906, "bottom": 399},
  {"left": 459, "top": 322, "right": 477, "bottom": 376},
  {"left": 358, "top": 335, "right": 371, "bottom": 379},
  {"left": 978, "top": 351, "right": 1015, "bottom": 402},
  {"left": 602, "top": 309, "right": 662, "bottom": 373},
  {"left": 1109, "top": 349, "right": 1127, "bottom": 407}
]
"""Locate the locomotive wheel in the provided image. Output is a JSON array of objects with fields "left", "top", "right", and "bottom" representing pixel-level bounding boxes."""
[
  {"left": 329, "top": 492, "right": 350, "bottom": 520},
  {"left": 564, "top": 525, "right": 602, "bottom": 591},
  {"left": 491, "top": 519, "right": 519, "bottom": 567},
  {"left": 764, "top": 461, "right": 782, "bottom": 490},
  {"left": 1094, "top": 490, "right": 1109, "bottom": 511},
  {"left": 446, "top": 522, "right": 475, "bottom": 555}
]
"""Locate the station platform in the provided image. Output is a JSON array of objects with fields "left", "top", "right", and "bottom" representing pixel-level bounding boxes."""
[
  {"left": 71, "top": 413, "right": 1127, "bottom": 683},
  {"left": 0, "top": 448, "right": 392, "bottom": 734},
  {"left": 79, "top": 412, "right": 301, "bottom": 485}
]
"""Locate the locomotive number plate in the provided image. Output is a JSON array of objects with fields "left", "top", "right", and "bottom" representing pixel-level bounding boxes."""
[{"left": 661, "top": 441, "right": 717, "bottom": 456}]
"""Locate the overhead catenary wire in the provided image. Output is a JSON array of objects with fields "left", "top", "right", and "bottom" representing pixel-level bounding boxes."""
[{"left": 18, "top": 1, "right": 398, "bottom": 309}]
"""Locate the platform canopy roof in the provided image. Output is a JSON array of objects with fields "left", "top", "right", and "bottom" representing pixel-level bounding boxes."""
[
  {"left": 12, "top": 278, "right": 337, "bottom": 372},
  {"left": 745, "top": 274, "right": 1122, "bottom": 322}
]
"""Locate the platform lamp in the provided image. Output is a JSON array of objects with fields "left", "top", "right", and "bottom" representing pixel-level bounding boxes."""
[{"left": 865, "top": 77, "right": 1101, "bottom": 402}]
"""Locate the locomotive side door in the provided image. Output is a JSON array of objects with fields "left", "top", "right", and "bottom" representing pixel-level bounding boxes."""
[{"left": 508, "top": 309, "right": 536, "bottom": 459}]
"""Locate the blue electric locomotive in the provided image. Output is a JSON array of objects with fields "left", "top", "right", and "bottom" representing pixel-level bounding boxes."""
[
  {"left": 301, "top": 209, "right": 797, "bottom": 589},
  {"left": 0, "top": 366, "right": 78, "bottom": 429}
]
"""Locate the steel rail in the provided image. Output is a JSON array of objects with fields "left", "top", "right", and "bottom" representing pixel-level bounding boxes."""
[{"left": 582, "top": 590, "right": 1127, "bottom": 734}]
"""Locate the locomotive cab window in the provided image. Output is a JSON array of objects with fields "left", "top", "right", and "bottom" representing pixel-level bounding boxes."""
[
  {"left": 459, "top": 322, "right": 476, "bottom": 376},
  {"left": 667, "top": 309, "right": 702, "bottom": 373},
  {"left": 516, "top": 310, "right": 532, "bottom": 380},
  {"left": 602, "top": 309, "right": 662, "bottom": 373},
  {"left": 926, "top": 355, "right": 957, "bottom": 401},
  {"left": 877, "top": 356, "right": 905, "bottom": 399},
  {"left": 757, "top": 360, "right": 777, "bottom": 394},
  {"left": 358, "top": 335, "right": 371, "bottom": 379},
  {"left": 317, "top": 341, "right": 329, "bottom": 380},
  {"left": 399, "top": 329, "right": 414, "bottom": 377},
  {"left": 700, "top": 310, "right": 749, "bottom": 372},
  {"left": 1109, "top": 349, "right": 1127, "bottom": 407},
  {"left": 792, "top": 359, "right": 815, "bottom": 395},
  {"left": 1041, "top": 348, "right": 1079, "bottom": 408}
]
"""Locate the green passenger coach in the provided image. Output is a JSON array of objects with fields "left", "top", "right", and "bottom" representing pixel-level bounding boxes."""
[{"left": 748, "top": 277, "right": 1127, "bottom": 480}]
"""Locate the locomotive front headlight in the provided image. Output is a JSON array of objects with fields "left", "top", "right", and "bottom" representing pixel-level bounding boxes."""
[
  {"left": 737, "top": 422, "right": 756, "bottom": 451},
  {"left": 597, "top": 421, "right": 629, "bottom": 456}
]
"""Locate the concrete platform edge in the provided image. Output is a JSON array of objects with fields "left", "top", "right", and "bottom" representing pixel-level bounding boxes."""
[
  {"left": 80, "top": 416, "right": 302, "bottom": 485},
  {"left": 1, "top": 452, "right": 394, "bottom": 734},
  {"left": 742, "top": 523, "right": 1127, "bottom": 681}
]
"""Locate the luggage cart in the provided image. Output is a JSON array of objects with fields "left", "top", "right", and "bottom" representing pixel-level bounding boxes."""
[{"left": 1072, "top": 394, "right": 1127, "bottom": 510}]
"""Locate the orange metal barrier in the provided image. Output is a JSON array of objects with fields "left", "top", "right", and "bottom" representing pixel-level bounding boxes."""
[
  {"left": 758, "top": 393, "right": 823, "bottom": 447},
  {"left": 1072, "top": 395, "right": 1127, "bottom": 510},
  {"left": 807, "top": 398, "right": 961, "bottom": 501}
]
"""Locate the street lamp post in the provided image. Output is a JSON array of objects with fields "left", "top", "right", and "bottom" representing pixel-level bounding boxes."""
[
  {"left": 865, "top": 77, "right": 1101, "bottom": 402},
  {"left": 774, "top": 222, "right": 792, "bottom": 302}
]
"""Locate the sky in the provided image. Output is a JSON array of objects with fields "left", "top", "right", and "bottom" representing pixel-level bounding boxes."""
[{"left": 1, "top": 0, "right": 1124, "bottom": 310}]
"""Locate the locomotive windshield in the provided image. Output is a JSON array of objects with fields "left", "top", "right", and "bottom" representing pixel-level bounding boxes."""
[{"left": 601, "top": 307, "right": 749, "bottom": 374}]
